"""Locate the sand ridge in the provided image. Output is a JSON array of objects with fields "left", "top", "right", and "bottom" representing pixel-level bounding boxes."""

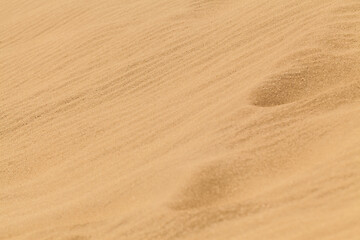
[{"left": 1, "top": 0, "right": 360, "bottom": 239}]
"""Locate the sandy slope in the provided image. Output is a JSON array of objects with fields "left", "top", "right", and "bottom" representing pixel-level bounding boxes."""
[{"left": 1, "top": 0, "right": 360, "bottom": 239}]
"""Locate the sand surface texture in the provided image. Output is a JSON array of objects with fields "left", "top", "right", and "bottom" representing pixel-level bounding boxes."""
[{"left": 1, "top": 0, "right": 360, "bottom": 239}]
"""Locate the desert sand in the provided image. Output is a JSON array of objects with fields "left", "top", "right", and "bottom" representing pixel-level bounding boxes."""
[{"left": 1, "top": 0, "right": 360, "bottom": 239}]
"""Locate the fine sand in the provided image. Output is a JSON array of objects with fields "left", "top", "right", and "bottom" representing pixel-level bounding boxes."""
[{"left": 1, "top": 0, "right": 360, "bottom": 239}]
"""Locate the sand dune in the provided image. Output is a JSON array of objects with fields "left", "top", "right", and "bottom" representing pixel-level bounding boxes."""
[{"left": 1, "top": 0, "right": 360, "bottom": 239}]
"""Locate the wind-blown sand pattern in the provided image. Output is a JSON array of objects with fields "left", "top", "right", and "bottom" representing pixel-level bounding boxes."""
[{"left": 1, "top": 0, "right": 360, "bottom": 239}]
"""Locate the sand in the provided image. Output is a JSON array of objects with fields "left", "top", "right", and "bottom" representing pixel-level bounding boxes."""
[{"left": 1, "top": 0, "right": 360, "bottom": 239}]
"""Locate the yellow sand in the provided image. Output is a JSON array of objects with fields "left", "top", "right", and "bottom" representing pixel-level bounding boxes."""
[{"left": 1, "top": 0, "right": 360, "bottom": 239}]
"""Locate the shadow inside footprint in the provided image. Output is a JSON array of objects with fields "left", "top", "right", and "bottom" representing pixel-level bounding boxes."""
[{"left": 250, "top": 53, "right": 359, "bottom": 107}]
